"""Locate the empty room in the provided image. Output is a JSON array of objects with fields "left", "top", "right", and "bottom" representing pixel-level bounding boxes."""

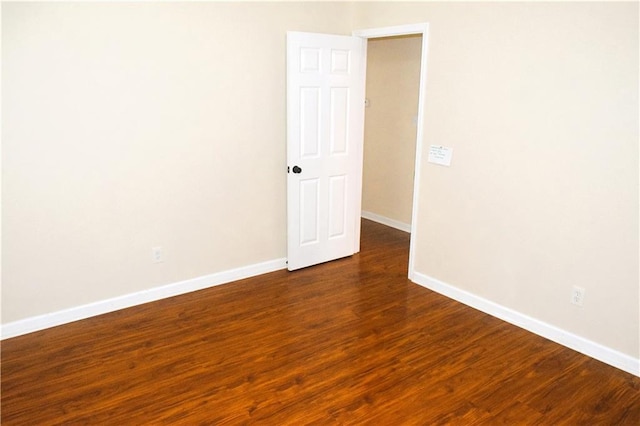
[{"left": 2, "top": 1, "right": 638, "bottom": 423}]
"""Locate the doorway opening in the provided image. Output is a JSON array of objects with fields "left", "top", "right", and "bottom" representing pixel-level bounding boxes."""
[
  {"left": 354, "top": 24, "right": 429, "bottom": 279},
  {"left": 361, "top": 34, "right": 422, "bottom": 233}
]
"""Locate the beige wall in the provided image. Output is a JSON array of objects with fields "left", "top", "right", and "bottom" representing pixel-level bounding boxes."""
[
  {"left": 354, "top": 1, "right": 639, "bottom": 358},
  {"left": 362, "top": 35, "right": 421, "bottom": 225},
  {"left": 3, "top": 2, "right": 638, "bottom": 363},
  {"left": 1, "top": 1, "right": 353, "bottom": 322}
]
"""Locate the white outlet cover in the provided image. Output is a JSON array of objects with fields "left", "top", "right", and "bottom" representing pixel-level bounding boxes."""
[
  {"left": 152, "top": 246, "right": 163, "bottom": 263},
  {"left": 571, "top": 286, "right": 585, "bottom": 306}
]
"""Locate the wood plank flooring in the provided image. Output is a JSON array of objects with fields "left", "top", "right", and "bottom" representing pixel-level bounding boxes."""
[{"left": 2, "top": 219, "right": 639, "bottom": 424}]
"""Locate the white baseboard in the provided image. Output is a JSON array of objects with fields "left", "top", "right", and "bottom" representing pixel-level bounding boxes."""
[
  {"left": 5, "top": 257, "right": 637, "bottom": 377},
  {"left": 1, "top": 258, "right": 288, "bottom": 340},
  {"left": 361, "top": 211, "right": 411, "bottom": 233},
  {"left": 411, "top": 271, "right": 640, "bottom": 377}
]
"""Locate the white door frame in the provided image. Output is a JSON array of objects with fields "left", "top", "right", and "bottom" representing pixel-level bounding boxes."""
[{"left": 353, "top": 23, "right": 429, "bottom": 281}]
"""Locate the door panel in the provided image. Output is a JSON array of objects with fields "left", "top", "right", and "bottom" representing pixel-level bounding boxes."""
[
  {"left": 300, "top": 88, "right": 320, "bottom": 158},
  {"left": 300, "top": 178, "right": 320, "bottom": 246},
  {"left": 287, "top": 32, "right": 365, "bottom": 271},
  {"left": 329, "top": 87, "right": 349, "bottom": 154},
  {"left": 328, "top": 175, "right": 347, "bottom": 239}
]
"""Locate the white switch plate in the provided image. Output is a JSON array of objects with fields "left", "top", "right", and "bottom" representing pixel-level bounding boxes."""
[{"left": 428, "top": 145, "right": 453, "bottom": 166}]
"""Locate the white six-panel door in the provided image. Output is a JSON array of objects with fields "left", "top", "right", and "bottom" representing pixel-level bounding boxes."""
[{"left": 286, "top": 32, "right": 366, "bottom": 271}]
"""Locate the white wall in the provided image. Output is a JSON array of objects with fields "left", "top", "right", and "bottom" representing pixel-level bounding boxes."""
[
  {"left": 362, "top": 35, "right": 421, "bottom": 227},
  {"left": 3, "top": 1, "right": 638, "bottom": 371},
  {"left": 354, "top": 1, "right": 639, "bottom": 359},
  {"left": 2, "top": 2, "right": 353, "bottom": 323}
]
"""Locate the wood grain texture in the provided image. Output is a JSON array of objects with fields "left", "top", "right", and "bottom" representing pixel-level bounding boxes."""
[{"left": 2, "top": 220, "right": 639, "bottom": 424}]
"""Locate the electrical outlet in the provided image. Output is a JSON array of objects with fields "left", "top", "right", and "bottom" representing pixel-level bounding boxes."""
[
  {"left": 152, "top": 246, "right": 163, "bottom": 263},
  {"left": 570, "top": 286, "right": 585, "bottom": 306}
]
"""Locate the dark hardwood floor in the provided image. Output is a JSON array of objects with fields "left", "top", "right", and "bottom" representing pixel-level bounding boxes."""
[{"left": 2, "top": 219, "right": 639, "bottom": 424}]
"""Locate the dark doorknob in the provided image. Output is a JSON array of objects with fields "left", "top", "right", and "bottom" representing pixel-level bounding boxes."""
[{"left": 292, "top": 166, "right": 302, "bottom": 174}]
